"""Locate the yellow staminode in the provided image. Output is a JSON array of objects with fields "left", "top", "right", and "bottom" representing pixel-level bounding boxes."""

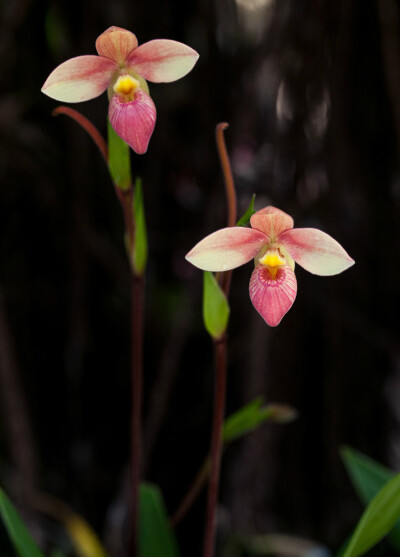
[
  {"left": 113, "top": 75, "right": 140, "bottom": 96},
  {"left": 259, "top": 250, "right": 286, "bottom": 268},
  {"left": 259, "top": 249, "right": 286, "bottom": 279}
]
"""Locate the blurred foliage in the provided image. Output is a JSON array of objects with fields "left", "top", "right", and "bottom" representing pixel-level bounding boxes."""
[
  {"left": 133, "top": 178, "right": 148, "bottom": 275},
  {"left": 222, "top": 397, "right": 297, "bottom": 443},
  {"left": 341, "top": 447, "right": 400, "bottom": 552},
  {"left": 341, "top": 470, "right": 400, "bottom": 557},
  {"left": 236, "top": 194, "right": 256, "bottom": 227},
  {"left": 0, "top": 487, "right": 44, "bottom": 557},
  {"left": 139, "top": 483, "right": 179, "bottom": 557}
]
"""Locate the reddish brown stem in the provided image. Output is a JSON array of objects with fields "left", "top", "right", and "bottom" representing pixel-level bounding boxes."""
[
  {"left": 203, "top": 124, "right": 236, "bottom": 557},
  {"left": 52, "top": 106, "right": 108, "bottom": 164},
  {"left": 54, "top": 104, "right": 142, "bottom": 554},
  {"left": 215, "top": 123, "right": 237, "bottom": 228},
  {"left": 203, "top": 335, "right": 227, "bottom": 557},
  {"left": 171, "top": 123, "right": 237, "bottom": 533},
  {"left": 170, "top": 458, "right": 210, "bottom": 528},
  {"left": 215, "top": 123, "right": 237, "bottom": 295},
  {"left": 129, "top": 272, "right": 145, "bottom": 556}
]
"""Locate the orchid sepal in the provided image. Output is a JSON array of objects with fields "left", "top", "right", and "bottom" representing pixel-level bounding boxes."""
[
  {"left": 95, "top": 26, "right": 138, "bottom": 64},
  {"left": 250, "top": 206, "right": 294, "bottom": 240}
]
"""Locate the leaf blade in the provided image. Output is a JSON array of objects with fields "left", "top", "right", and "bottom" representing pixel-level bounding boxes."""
[
  {"left": 342, "top": 470, "right": 400, "bottom": 557},
  {"left": 139, "top": 483, "right": 180, "bottom": 557},
  {"left": 0, "top": 487, "right": 45, "bottom": 557},
  {"left": 236, "top": 194, "right": 256, "bottom": 227},
  {"left": 133, "top": 178, "right": 148, "bottom": 275},
  {"left": 223, "top": 398, "right": 297, "bottom": 443},
  {"left": 107, "top": 117, "right": 132, "bottom": 191},
  {"left": 341, "top": 446, "right": 400, "bottom": 551},
  {"left": 203, "top": 271, "right": 230, "bottom": 340}
]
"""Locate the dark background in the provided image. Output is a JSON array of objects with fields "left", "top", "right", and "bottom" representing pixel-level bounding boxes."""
[{"left": 1, "top": 0, "right": 399, "bottom": 555}]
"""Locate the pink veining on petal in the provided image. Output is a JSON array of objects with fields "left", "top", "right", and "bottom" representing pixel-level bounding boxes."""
[
  {"left": 250, "top": 206, "right": 294, "bottom": 241},
  {"left": 249, "top": 265, "right": 297, "bottom": 327},
  {"left": 278, "top": 228, "right": 355, "bottom": 276},
  {"left": 41, "top": 55, "right": 118, "bottom": 103},
  {"left": 185, "top": 227, "right": 268, "bottom": 272},
  {"left": 108, "top": 89, "right": 157, "bottom": 154},
  {"left": 95, "top": 26, "right": 138, "bottom": 65},
  {"left": 126, "top": 39, "right": 199, "bottom": 83}
]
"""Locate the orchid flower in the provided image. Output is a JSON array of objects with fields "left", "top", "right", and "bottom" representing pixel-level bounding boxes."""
[
  {"left": 41, "top": 26, "right": 199, "bottom": 154},
  {"left": 186, "top": 206, "right": 354, "bottom": 327}
]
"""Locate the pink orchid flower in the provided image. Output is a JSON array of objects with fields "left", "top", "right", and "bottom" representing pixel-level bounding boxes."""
[
  {"left": 41, "top": 26, "right": 199, "bottom": 154},
  {"left": 186, "top": 206, "right": 354, "bottom": 327}
]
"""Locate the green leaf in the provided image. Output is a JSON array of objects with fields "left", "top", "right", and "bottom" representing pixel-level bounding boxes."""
[
  {"left": 236, "top": 194, "right": 256, "bottom": 227},
  {"left": 203, "top": 271, "right": 230, "bottom": 340},
  {"left": 51, "top": 550, "right": 68, "bottom": 557},
  {"left": 107, "top": 118, "right": 132, "bottom": 191},
  {"left": 133, "top": 178, "right": 148, "bottom": 275},
  {"left": 139, "top": 483, "right": 179, "bottom": 557},
  {"left": 341, "top": 446, "right": 395, "bottom": 506},
  {"left": 222, "top": 398, "right": 297, "bottom": 443},
  {"left": 0, "top": 487, "right": 45, "bottom": 557},
  {"left": 341, "top": 446, "right": 400, "bottom": 551},
  {"left": 341, "top": 470, "right": 400, "bottom": 557}
]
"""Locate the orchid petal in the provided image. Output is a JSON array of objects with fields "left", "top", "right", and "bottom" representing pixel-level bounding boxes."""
[
  {"left": 186, "top": 228, "right": 268, "bottom": 272},
  {"left": 41, "top": 56, "right": 117, "bottom": 103},
  {"left": 96, "top": 26, "right": 138, "bottom": 65},
  {"left": 126, "top": 39, "right": 199, "bottom": 83},
  {"left": 108, "top": 90, "right": 156, "bottom": 154},
  {"left": 249, "top": 265, "right": 297, "bottom": 327},
  {"left": 278, "top": 228, "right": 355, "bottom": 276},
  {"left": 250, "top": 206, "right": 294, "bottom": 241}
]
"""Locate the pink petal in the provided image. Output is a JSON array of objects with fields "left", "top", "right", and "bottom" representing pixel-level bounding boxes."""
[
  {"left": 185, "top": 227, "right": 268, "bottom": 272},
  {"left": 278, "top": 228, "right": 355, "bottom": 276},
  {"left": 108, "top": 90, "right": 156, "bottom": 154},
  {"left": 250, "top": 206, "right": 294, "bottom": 241},
  {"left": 249, "top": 265, "right": 297, "bottom": 327},
  {"left": 95, "top": 26, "right": 138, "bottom": 65},
  {"left": 41, "top": 55, "right": 117, "bottom": 103},
  {"left": 126, "top": 39, "right": 199, "bottom": 83}
]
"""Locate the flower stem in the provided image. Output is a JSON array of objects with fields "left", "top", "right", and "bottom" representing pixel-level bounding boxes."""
[
  {"left": 216, "top": 123, "right": 236, "bottom": 229},
  {"left": 203, "top": 123, "right": 236, "bottom": 557},
  {"left": 52, "top": 107, "right": 143, "bottom": 554},
  {"left": 215, "top": 123, "right": 237, "bottom": 295},
  {"left": 170, "top": 457, "right": 210, "bottom": 528},
  {"left": 203, "top": 334, "right": 227, "bottom": 557},
  {"left": 129, "top": 270, "right": 145, "bottom": 556},
  {"left": 52, "top": 106, "right": 108, "bottom": 164}
]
